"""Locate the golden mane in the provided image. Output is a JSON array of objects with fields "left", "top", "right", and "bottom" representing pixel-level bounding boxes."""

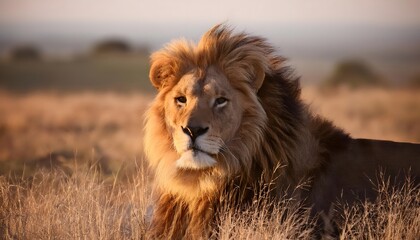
[{"left": 144, "top": 25, "right": 420, "bottom": 239}]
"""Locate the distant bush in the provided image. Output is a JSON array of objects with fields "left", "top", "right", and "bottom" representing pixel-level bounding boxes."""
[
  {"left": 408, "top": 73, "right": 420, "bottom": 88},
  {"left": 324, "top": 60, "right": 386, "bottom": 88},
  {"left": 10, "top": 45, "right": 42, "bottom": 61},
  {"left": 92, "top": 39, "right": 132, "bottom": 55}
]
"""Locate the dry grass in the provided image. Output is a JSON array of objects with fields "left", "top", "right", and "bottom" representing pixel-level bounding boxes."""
[
  {"left": 0, "top": 91, "right": 151, "bottom": 177},
  {"left": 303, "top": 87, "right": 420, "bottom": 142},
  {"left": 0, "top": 87, "right": 419, "bottom": 239},
  {"left": 338, "top": 177, "right": 420, "bottom": 239},
  {"left": 217, "top": 194, "right": 314, "bottom": 240},
  {"left": 0, "top": 168, "right": 151, "bottom": 239}
]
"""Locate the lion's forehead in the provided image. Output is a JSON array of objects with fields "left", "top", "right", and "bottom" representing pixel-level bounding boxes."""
[{"left": 176, "top": 70, "right": 231, "bottom": 98}]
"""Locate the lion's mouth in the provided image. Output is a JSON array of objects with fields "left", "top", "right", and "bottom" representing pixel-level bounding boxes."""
[
  {"left": 191, "top": 147, "right": 213, "bottom": 155},
  {"left": 176, "top": 148, "right": 217, "bottom": 170}
]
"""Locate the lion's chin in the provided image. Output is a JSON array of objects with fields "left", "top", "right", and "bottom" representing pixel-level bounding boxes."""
[{"left": 176, "top": 150, "right": 217, "bottom": 170}]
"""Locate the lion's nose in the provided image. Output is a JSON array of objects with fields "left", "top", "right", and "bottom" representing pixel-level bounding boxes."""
[{"left": 181, "top": 126, "right": 209, "bottom": 142}]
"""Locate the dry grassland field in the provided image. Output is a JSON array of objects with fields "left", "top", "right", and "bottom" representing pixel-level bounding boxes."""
[{"left": 0, "top": 87, "right": 419, "bottom": 239}]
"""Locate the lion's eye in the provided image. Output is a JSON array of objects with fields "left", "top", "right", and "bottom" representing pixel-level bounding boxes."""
[
  {"left": 175, "top": 96, "right": 187, "bottom": 105},
  {"left": 215, "top": 97, "right": 228, "bottom": 107}
]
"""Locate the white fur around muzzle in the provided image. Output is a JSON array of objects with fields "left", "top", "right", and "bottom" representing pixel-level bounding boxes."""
[{"left": 176, "top": 150, "right": 217, "bottom": 170}]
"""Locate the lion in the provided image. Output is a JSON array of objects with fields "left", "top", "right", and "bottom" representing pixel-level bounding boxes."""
[{"left": 144, "top": 25, "right": 420, "bottom": 239}]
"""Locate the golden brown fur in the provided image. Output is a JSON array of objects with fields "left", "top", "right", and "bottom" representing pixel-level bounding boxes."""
[{"left": 144, "top": 25, "right": 420, "bottom": 239}]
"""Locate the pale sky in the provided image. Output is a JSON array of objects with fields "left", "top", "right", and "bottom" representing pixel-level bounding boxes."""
[
  {"left": 0, "top": 1, "right": 419, "bottom": 84},
  {"left": 1, "top": 0, "right": 420, "bottom": 27}
]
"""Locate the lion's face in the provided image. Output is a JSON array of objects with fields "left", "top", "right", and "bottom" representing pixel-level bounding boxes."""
[
  {"left": 145, "top": 26, "right": 272, "bottom": 198},
  {"left": 164, "top": 67, "right": 242, "bottom": 170}
]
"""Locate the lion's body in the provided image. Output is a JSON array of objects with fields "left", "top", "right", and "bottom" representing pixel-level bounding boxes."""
[
  {"left": 144, "top": 25, "right": 420, "bottom": 239},
  {"left": 310, "top": 139, "right": 420, "bottom": 213}
]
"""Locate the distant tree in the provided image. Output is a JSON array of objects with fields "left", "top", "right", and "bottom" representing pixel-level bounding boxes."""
[
  {"left": 135, "top": 44, "right": 151, "bottom": 56},
  {"left": 10, "top": 45, "right": 42, "bottom": 61},
  {"left": 325, "top": 60, "right": 386, "bottom": 88},
  {"left": 92, "top": 39, "right": 132, "bottom": 55}
]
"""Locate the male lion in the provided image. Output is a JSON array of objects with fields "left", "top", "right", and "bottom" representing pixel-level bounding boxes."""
[{"left": 144, "top": 25, "right": 420, "bottom": 239}]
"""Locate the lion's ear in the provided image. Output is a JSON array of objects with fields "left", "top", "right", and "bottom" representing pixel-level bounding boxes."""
[
  {"left": 149, "top": 41, "right": 194, "bottom": 90},
  {"left": 149, "top": 53, "right": 175, "bottom": 90},
  {"left": 252, "top": 64, "right": 266, "bottom": 91}
]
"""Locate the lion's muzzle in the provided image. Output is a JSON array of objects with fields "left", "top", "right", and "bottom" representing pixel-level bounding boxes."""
[
  {"left": 175, "top": 125, "right": 220, "bottom": 170},
  {"left": 181, "top": 125, "right": 209, "bottom": 143},
  {"left": 176, "top": 149, "right": 217, "bottom": 170}
]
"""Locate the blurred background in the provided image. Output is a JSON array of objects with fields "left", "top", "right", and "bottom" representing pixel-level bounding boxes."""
[{"left": 0, "top": 0, "right": 419, "bottom": 177}]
